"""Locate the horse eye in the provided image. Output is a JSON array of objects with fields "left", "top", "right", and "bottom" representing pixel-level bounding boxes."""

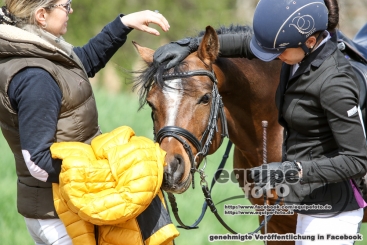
[{"left": 199, "top": 93, "right": 211, "bottom": 104}]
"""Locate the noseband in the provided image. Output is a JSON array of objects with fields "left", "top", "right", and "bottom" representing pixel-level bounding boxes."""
[{"left": 154, "top": 69, "right": 229, "bottom": 188}]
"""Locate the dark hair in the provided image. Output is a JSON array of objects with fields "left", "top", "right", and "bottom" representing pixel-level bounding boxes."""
[
  {"left": 324, "top": 0, "right": 339, "bottom": 32},
  {"left": 0, "top": 6, "right": 17, "bottom": 25}
]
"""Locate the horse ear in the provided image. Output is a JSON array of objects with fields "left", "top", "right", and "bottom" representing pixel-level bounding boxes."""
[
  {"left": 132, "top": 41, "right": 154, "bottom": 64},
  {"left": 197, "top": 26, "right": 219, "bottom": 65}
]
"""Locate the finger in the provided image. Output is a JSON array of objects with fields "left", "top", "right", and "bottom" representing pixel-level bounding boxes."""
[
  {"left": 153, "top": 53, "right": 161, "bottom": 62},
  {"left": 165, "top": 57, "right": 181, "bottom": 69},
  {"left": 155, "top": 13, "right": 170, "bottom": 30},
  {"left": 165, "top": 61, "right": 174, "bottom": 70},
  {"left": 140, "top": 25, "right": 160, "bottom": 36},
  {"left": 148, "top": 11, "right": 170, "bottom": 32},
  {"left": 254, "top": 187, "right": 265, "bottom": 197},
  {"left": 154, "top": 52, "right": 170, "bottom": 64},
  {"left": 251, "top": 171, "right": 258, "bottom": 179},
  {"left": 151, "top": 10, "right": 170, "bottom": 30}
]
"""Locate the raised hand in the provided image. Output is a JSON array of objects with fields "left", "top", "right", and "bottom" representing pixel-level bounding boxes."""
[{"left": 120, "top": 10, "right": 170, "bottom": 36}]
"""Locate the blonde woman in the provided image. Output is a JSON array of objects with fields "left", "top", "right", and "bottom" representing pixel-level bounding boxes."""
[{"left": 0, "top": 0, "right": 170, "bottom": 244}]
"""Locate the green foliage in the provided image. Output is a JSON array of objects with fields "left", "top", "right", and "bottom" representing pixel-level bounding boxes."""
[
  {"left": 66, "top": 0, "right": 241, "bottom": 46},
  {"left": 64, "top": 0, "right": 243, "bottom": 91}
]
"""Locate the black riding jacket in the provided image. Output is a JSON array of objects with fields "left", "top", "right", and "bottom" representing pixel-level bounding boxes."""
[{"left": 276, "top": 38, "right": 367, "bottom": 214}]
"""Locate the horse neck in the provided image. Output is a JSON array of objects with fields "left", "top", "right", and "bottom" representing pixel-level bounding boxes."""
[{"left": 214, "top": 58, "right": 283, "bottom": 163}]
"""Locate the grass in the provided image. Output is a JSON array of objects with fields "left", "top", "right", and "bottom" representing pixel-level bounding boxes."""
[{"left": 0, "top": 87, "right": 366, "bottom": 244}]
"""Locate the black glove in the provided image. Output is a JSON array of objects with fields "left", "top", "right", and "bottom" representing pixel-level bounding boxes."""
[
  {"left": 153, "top": 32, "right": 255, "bottom": 70},
  {"left": 250, "top": 161, "right": 301, "bottom": 190},
  {"left": 153, "top": 38, "right": 199, "bottom": 70}
]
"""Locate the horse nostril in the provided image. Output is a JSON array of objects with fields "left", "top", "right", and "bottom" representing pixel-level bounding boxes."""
[
  {"left": 163, "top": 154, "right": 186, "bottom": 189},
  {"left": 164, "top": 171, "right": 169, "bottom": 180},
  {"left": 174, "top": 154, "right": 184, "bottom": 166},
  {"left": 167, "top": 154, "right": 184, "bottom": 174}
]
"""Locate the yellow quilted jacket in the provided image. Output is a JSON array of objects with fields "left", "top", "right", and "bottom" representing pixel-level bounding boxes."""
[{"left": 51, "top": 126, "right": 179, "bottom": 245}]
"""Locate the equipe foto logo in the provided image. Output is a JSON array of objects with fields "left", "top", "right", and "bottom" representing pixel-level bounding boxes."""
[
  {"left": 213, "top": 167, "right": 298, "bottom": 199},
  {"left": 214, "top": 164, "right": 355, "bottom": 218}
]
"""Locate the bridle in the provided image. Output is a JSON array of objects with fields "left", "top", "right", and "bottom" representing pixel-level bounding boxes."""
[
  {"left": 153, "top": 69, "right": 229, "bottom": 188},
  {"left": 152, "top": 69, "right": 280, "bottom": 235}
]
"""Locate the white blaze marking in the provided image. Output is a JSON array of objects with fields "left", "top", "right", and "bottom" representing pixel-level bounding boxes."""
[{"left": 163, "top": 79, "right": 183, "bottom": 142}]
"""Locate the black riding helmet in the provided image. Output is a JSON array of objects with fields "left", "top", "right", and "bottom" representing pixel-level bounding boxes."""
[{"left": 250, "top": 0, "right": 329, "bottom": 61}]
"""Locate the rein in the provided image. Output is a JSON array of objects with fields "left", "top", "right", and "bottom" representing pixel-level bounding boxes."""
[{"left": 166, "top": 140, "right": 233, "bottom": 230}]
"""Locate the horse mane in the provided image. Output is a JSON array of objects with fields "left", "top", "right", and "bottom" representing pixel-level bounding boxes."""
[
  {"left": 198, "top": 24, "right": 253, "bottom": 36},
  {"left": 132, "top": 24, "right": 253, "bottom": 109}
]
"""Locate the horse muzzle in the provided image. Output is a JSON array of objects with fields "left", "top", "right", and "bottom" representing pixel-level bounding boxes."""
[{"left": 162, "top": 153, "right": 192, "bottom": 193}]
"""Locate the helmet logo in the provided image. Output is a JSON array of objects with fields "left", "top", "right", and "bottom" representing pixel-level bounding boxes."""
[
  {"left": 289, "top": 15, "right": 316, "bottom": 37},
  {"left": 279, "top": 43, "right": 289, "bottom": 47}
]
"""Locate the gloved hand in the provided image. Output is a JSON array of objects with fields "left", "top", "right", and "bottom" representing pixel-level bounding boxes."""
[
  {"left": 153, "top": 37, "right": 199, "bottom": 69},
  {"left": 249, "top": 161, "right": 301, "bottom": 190}
]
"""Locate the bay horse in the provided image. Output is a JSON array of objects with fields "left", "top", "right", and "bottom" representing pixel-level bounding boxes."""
[
  {"left": 132, "top": 25, "right": 367, "bottom": 244},
  {"left": 133, "top": 25, "right": 289, "bottom": 244}
]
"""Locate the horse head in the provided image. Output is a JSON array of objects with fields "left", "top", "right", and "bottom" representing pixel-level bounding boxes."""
[{"left": 133, "top": 26, "right": 227, "bottom": 193}]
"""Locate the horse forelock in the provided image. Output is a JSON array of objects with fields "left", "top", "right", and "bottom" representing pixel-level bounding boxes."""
[
  {"left": 197, "top": 24, "right": 253, "bottom": 37},
  {"left": 133, "top": 61, "right": 189, "bottom": 109}
]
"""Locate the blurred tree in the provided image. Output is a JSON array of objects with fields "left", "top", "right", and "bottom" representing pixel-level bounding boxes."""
[
  {"left": 65, "top": 0, "right": 241, "bottom": 91},
  {"left": 61, "top": 0, "right": 367, "bottom": 92}
]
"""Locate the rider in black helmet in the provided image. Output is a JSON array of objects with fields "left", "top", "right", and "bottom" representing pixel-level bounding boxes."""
[
  {"left": 154, "top": 0, "right": 367, "bottom": 243},
  {"left": 249, "top": 0, "right": 328, "bottom": 61}
]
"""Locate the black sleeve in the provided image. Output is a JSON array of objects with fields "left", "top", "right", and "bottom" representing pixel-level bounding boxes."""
[
  {"left": 217, "top": 32, "right": 255, "bottom": 59},
  {"left": 73, "top": 14, "right": 133, "bottom": 78},
  {"left": 8, "top": 68, "right": 62, "bottom": 183},
  {"left": 195, "top": 29, "right": 255, "bottom": 59}
]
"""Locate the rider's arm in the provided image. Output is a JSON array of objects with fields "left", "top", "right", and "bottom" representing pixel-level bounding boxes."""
[
  {"left": 177, "top": 33, "right": 256, "bottom": 58},
  {"left": 153, "top": 29, "right": 256, "bottom": 69}
]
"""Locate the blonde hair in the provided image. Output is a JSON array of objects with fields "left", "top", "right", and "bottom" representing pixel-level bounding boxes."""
[{"left": 3, "top": 0, "right": 58, "bottom": 26}]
